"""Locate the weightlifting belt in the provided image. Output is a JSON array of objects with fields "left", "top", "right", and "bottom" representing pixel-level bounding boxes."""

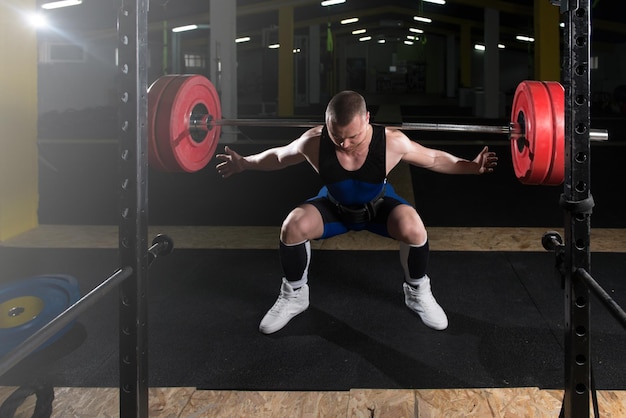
[{"left": 326, "top": 187, "right": 386, "bottom": 224}]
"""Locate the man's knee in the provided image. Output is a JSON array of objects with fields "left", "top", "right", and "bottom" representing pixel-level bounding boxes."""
[
  {"left": 398, "top": 223, "right": 427, "bottom": 245},
  {"left": 280, "top": 205, "right": 322, "bottom": 243},
  {"left": 388, "top": 207, "right": 426, "bottom": 244}
]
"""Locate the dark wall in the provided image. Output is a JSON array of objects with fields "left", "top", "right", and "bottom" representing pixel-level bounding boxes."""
[{"left": 38, "top": 128, "right": 624, "bottom": 228}]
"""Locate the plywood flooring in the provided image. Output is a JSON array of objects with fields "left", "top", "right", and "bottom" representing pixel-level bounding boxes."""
[
  {"left": 2, "top": 224, "right": 625, "bottom": 253},
  {"left": 1, "top": 385, "right": 626, "bottom": 417}
]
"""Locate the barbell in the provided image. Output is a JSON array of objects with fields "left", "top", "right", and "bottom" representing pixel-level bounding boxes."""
[{"left": 147, "top": 74, "right": 608, "bottom": 185}]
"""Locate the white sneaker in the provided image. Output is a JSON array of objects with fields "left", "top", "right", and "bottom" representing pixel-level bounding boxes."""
[
  {"left": 403, "top": 277, "right": 448, "bottom": 330},
  {"left": 259, "top": 278, "right": 309, "bottom": 334}
]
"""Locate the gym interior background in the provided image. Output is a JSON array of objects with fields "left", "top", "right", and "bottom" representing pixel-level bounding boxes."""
[{"left": 1, "top": 0, "right": 625, "bottom": 416}]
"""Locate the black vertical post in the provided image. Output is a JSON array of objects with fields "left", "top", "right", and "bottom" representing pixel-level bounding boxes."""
[
  {"left": 561, "top": 0, "right": 593, "bottom": 417},
  {"left": 117, "top": 1, "right": 150, "bottom": 417}
]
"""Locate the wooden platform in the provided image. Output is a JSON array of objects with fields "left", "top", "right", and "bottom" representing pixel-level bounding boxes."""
[
  {"left": 1, "top": 385, "right": 626, "bottom": 417},
  {"left": 2, "top": 224, "right": 625, "bottom": 253}
]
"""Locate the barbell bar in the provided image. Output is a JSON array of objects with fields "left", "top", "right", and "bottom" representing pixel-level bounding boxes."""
[
  {"left": 193, "top": 117, "right": 607, "bottom": 140},
  {"left": 147, "top": 74, "right": 608, "bottom": 185}
]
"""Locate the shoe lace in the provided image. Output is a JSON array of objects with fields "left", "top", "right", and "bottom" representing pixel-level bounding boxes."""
[
  {"left": 268, "top": 292, "right": 291, "bottom": 314},
  {"left": 408, "top": 284, "right": 435, "bottom": 305}
]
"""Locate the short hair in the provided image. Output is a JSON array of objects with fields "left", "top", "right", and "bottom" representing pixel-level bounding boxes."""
[{"left": 325, "top": 90, "right": 367, "bottom": 126}]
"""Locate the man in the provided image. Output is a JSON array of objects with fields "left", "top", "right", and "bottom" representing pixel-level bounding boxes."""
[{"left": 216, "top": 90, "right": 497, "bottom": 334}]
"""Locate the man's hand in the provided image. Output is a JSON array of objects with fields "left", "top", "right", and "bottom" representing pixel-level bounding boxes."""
[
  {"left": 215, "top": 146, "right": 245, "bottom": 178},
  {"left": 474, "top": 146, "right": 498, "bottom": 174}
]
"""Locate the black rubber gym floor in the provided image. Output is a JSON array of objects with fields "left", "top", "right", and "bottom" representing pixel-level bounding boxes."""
[{"left": 1, "top": 247, "right": 625, "bottom": 391}]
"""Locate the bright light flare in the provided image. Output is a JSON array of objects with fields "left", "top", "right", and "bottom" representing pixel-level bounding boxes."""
[{"left": 27, "top": 13, "right": 49, "bottom": 29}]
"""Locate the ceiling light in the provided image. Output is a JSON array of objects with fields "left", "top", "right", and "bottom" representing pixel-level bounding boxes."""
[
  {"left": 423, "top": 0, "right": 446, "bottom": 4},
  {"left": 27, "top": 13, "right": 48, "bottom": 29},
  {"left": 321, "top": 0, "right": 345, "bottom": 6},
  {"left": 341, "top": 17, "right": 359, "bottom": 25},
  {"left": 474, "top": 43, "right": 506, "bottom": 50},
  {"left": 516, "top": 35, "right": 535, "bottom": 42},
  {"left": 404, "top": 40, "right": 414, "bottom": 45},
  {"left": 409, "top": 28, "right": 424, "bottom": 34},
  {"left": 352, "top": 29, "right": 366, "bottom": 35},
  {"left": 414, "top": 16, "right": 432, "bottom": 23},
  {"left": 377, "top": 39, "right": 386, "bottom": 44},
  {"left": 41, "top": 0, "right": 82, "bottom": 9},
  {"left": 172, "top": 24, "right": 199, "bottom": 33},
  {"left": 268, "top": 44, "right": 280, "bottom": 49},
  {"left": 235, "top": 36, "right": 251, "bottom": 43},
  {"left": 359, "top": 36, "right": 372, "bottom": 42}
]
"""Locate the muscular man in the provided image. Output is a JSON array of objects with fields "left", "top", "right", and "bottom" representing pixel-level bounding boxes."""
[{"left": 216, "top": 90, "right": 497, "bottom": 334}]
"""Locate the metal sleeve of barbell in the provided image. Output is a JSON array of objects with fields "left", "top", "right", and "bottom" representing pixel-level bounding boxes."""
[
  {"left": 0, "top": 266, "right": 134, "bottom": 378},
  {"left": 590, "top": 129, "right": 609, "bottom": 142}
]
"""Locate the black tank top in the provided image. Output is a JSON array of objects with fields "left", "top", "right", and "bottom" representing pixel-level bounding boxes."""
[{"left": 318, "top": 124, "right": 386, "bottom": 206}]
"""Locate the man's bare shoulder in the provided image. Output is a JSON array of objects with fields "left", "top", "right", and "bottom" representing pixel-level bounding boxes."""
[
  {"left": 383, "top": 126, "right": 413, "bottom": 150},
  {"left": 296, "top": 126, "right": 323, "bottom": 145},
  {"left": 383, "top": 125, "right": 405, "bottom": 138},
  {"left": 300, "top": 125, "right": 324, "bottom": 140}
]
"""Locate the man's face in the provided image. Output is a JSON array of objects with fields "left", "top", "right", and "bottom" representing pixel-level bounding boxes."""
[{"left": 327, "top": 111, "right": 370, "bottom": 152}]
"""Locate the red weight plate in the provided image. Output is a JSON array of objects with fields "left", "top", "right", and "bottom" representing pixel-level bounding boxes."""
[
  {"left": 527, "top": 81, "right": 556, "bottom": 185},
  {"left": 510, "top": 80, "right": 554, "bottom": 184},
  {"left": 155, "top": 75, "right": 222, "bottom": 172},
  {"left": 542, "top": 81, "right": 565, "bottom": 185},
  {"left": 148, "top": 75, "right": 178, "bottom": 171}
]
